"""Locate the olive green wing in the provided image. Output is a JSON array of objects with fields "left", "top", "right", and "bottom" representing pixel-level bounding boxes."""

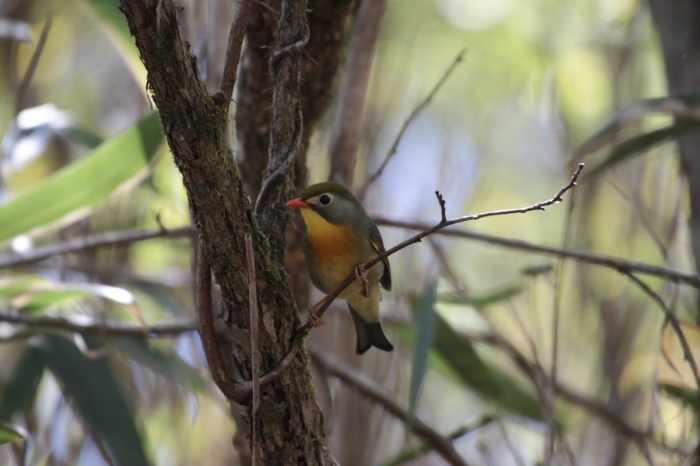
[{"left": 368, "top": 223, "right": 392, "bottom": 291}]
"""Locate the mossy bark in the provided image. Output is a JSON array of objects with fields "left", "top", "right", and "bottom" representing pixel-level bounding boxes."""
[{"left": 119, "top": 0, "right": 335, "bottom": 463}]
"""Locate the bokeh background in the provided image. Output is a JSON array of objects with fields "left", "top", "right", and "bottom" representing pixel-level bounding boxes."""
[{"left": 0, "top": 0, "right": 697, "bottom": 465}]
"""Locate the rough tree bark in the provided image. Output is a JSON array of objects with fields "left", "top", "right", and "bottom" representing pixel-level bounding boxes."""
[{"left": 118, "top": 0, "right": 335, "bottom": 463}]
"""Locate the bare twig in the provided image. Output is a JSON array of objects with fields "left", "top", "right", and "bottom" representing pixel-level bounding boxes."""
[
  {"left": 465, "top": 330, "right": 692, "bottom": 457},
  {"left": 624, "top": 272, "right": 700, "bottom": 392},
  {"left": 0, "top": 312, "right": 196, "bottom": 337},
  {"left": 268, "top": 23, "right": 309, "bottom": 68},
  {"left": 301, "top": 164, "right": 585, "bottom": 331},
  {"left": 547, "top": 195, "right": 576, "bottom": 464},
  {"left": 0, "top": 226, "right": 197, "bottom": 269},
  {"left": 15, "top": 14, "right": 52, "bottom": 115},
  {"left": 245, "top": 234, "right": 261, "bottom": 465},
  {"left": 196, "top": 238, "right": 301, "bottom": 403},
  {"left": 218, "top": 0, "right": 252, "bottom": 111},
  {"left": 358, "top": 49, "right": 466, "bottom": 198},
  {"left": 379, "top": 417, "right": 495, "bottom": 466},
  {"left": 196, "top": 239, "right": 238, "bottom": 398},
  {"left": 327, "top": 0, "right": 388, "bottom": 185},
  {"left": 309, "top": 346, "right": 470, "bottom": 466},
  {"left": 435, "top": 190, "right": 447, "bottom": 224},
  {"left": 372, "top": 218, "right": 700, "bottom": 289}
]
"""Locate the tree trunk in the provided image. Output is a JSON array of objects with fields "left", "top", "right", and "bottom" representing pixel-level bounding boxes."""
[{"left": 118, "top": 1, "right": 335, "bottom": 463}]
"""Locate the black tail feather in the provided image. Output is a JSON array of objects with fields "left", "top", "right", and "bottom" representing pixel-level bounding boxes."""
[{"left": 349, "top": 305, "right": 393, "bottom": 355}]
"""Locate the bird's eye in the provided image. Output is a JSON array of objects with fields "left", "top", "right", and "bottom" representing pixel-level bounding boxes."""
[{"left": 319, "top": 194, "right": 332, "bottom": 205}]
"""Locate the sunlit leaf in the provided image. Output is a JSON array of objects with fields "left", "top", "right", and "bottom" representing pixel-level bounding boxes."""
[
  {"left": 0, "top": 111, "right": 163, "bottom": 245},
  {"left": 39, "top": 334, "right": 150, "bottom": 466},
  {"left": 109, "top": 336, "right": 207, "bottom": 391},
  {"left": 438, "top": 286, "right": 522, "bottom": 307},
  {"left": 0, "top": 421, "right": 29, "bottom": 444},
  {"left": 407, "top": 283, "right": 437, "bottom": 428},
  {"left": 14, "top": 289, "right": 92, "bottom": 313},
  {"left": 0, "top": 276, "right": 47, "bottom": 299}
]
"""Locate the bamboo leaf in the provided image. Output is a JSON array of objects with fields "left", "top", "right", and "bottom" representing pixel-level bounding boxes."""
[
  {"left": 432, "top": 313, "right": 541, "bottom": 420},
  {"left": 438, "top": 286, "right": 522, "bottom": 307},
  {"left": 0, "top": 348, "right": 45, "bottom": 422},
  {"left": 584, "top": 118, "right": 700, "bottom": 179},
  {"left": 407, "top": 283, "right": 437, "bottom": 428},
  {"left": 660, "top": 383, "right": 700, "bottom": 413},
  {"left": 575, "top": 94, "right": 700, "bottom": 158},
  {"left": 39, "top": 334, "right": 150, "bottom": 466},
  {"left": 0, "top": 112, "right": 163, "bottom": 245},
  {"left": 109, "top": 336, "right": 207, "bottom": 391}
]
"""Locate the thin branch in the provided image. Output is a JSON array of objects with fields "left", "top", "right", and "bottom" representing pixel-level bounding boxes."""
[
  {"left": 268, "top": 22, "right": 309, "bottom": 68},
  {"left": 465, "top": 331, "right": 692, "bottom": 458},
  {"left": 218, "top": 0, "right": 252, "bottom": 111},
  {"left": 0, "top": 312, "right": 196, "bottom": 337},
  {"left": 0, "top": 226, "right": 197, "bottom": 269},
  {"left": 301, "top": 164, "right": 585, "bottom": 331},
  {"left": 195, "top": 238, "right": 301, "bottom": 404},
  {"left": 309, "top": 346, "right": 470, "bottom": 466},
  {"left": 379, "top": 417, "right": 495, "bottom": 466},
  {"left": 624, "top": 272, "right": 700, "bottom": 392},
  {"left": 15, "top": 14, "right": 52, "bottom": 115},
  {"left": 358, "top": 49, "right": 466, "bottom": 198},
  {"left": 327, "top": 0, "right": 388, "bottom": 185},
  {"left": 373, "top": 216, "right": 700, "bottom": 289},
  {"left": 196, "top": 239, "right": 238, "bottom": 398},
  {"left": 245, "top": 234, "right": 261, "bottom": 465},
  {"left": 435, "top": 190, "right": 447, "bottom": 224}
]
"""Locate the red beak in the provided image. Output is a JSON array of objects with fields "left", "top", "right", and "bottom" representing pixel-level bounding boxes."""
[{"left": 286, "top": 198, "right": 309, "bottom": 208}]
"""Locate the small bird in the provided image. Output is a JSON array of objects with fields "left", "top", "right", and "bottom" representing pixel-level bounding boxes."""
[{"left": 286, "top": 182, "right": 393, "bottom": 354}]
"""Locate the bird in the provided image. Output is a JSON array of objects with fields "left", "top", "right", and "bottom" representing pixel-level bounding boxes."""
[{"left": 286, "top": 182, "right": 393, "bottom": 354}]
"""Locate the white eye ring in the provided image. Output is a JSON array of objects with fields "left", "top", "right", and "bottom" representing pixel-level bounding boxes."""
[{"left": 319, "top": 194, "right": 333, "bottom": 206}]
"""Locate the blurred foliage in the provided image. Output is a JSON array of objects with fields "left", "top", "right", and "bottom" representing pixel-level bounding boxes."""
[{"left": 0, "top": 0, "right": 697, "bottom": 465}]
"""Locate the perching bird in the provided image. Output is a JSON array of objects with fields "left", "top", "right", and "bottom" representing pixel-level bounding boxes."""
[{"left": 286, "top": 182, "right": 393, "bottom": 354}]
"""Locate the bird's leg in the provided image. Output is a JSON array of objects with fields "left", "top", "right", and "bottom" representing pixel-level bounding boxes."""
[
  {"left": 355, "top": 265, "right": 369, "bottom": 298},
  {"left": 307, "top": 297, "right": 328, "bottom": 327}
]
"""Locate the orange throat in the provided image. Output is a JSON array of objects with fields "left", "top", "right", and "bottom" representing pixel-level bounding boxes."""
[{"left": 301, "top": 209, "right": 354, "bottom": 262}]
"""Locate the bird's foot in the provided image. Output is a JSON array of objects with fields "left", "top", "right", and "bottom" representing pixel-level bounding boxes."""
[
  {"left": 355, "top": 265, "right": 369, "bottom": 298},
  {"left": 307, "top": 302, "right": 326, "bottom": 328}
]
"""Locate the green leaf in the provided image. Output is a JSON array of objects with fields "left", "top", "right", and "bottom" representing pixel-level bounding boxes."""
[
  {"left": 0, "top": 276, "right": 47, "bottom": 300},
  {"left": 521, "top": 263, "right": 554, "bottom": 276},
  {"left": 438, "top": 286, "right": 522, "bottom": 307},
  {"left": 0, "top": 111, "right": 163, "bottom": 244},
  {"left": 407, "top": 283, "right": 437, "bottom": 428},
  {"left": 15, "top": 289, "right": 92, "bottom": 313},
  {"left": 575, "top": 94, "right": 700, "bottom": 158},
  {"left": 0, "top": 348, "right": 45, "bottom": 421},
  {"left": 109, "top": 336, "right": 206, "bottom": 391},
  {"left": 432, "top": 313, "right": 541, "bottom": 420},
  {"left": 58, "top": 125, "right": 104, "bottom": 149},
  {"left": 584, "top": 118, "right": 700, "bottom": 179},
  {"left": 39, "top": 334, "right": 150, "bottom": 466},
  {"left": 80, "top": 0, "right": 146, "bottom": 86},
  {"left": 660, "top": 383, "right": 700, "bottom": 413},
  {"left": 0, "top": 421, "right": 29, "bottom": 445}
]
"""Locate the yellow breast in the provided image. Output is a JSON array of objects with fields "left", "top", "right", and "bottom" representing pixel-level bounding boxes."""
[{"left": 301, "top": 208, "right": 354, "bottom": 263}]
